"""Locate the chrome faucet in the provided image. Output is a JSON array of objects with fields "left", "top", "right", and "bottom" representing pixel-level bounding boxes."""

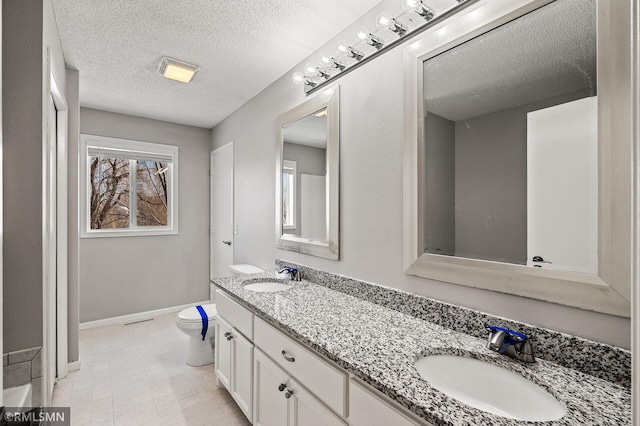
[
  {"left": 486, "top": 325, "right": 535, "bottom": 363},
  {"left": 278, "top": 267, "right": 301, "bottom": 281}
]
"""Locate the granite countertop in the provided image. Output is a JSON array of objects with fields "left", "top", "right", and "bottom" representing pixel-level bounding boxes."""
[{"left": 212, "top": 273, "right": 631, "bottom": 426}]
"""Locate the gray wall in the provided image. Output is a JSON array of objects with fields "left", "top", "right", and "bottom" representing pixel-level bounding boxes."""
[
  {"left": 282, "top": 142, "right": 325, "bottom": 236},
  {"left": 454, "top": 107, "right": 528, "bottom": 264},
  {"left": 424, "top": 113, "right": 455, "bottom": 256},
  {"left": 66, "top": 68, "right": 79, "bottom": 362},
  {"left": 78, "top": 108, "right": 210, "bottom": 322},
  {"left": 210, "top": 1, "right": 630, "bottom": 348},
  {"left": 3, "top": 0, "right": 67, "bottom": 353}
]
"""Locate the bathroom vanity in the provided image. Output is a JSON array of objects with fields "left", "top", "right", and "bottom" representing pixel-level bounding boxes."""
[{"left": 212, "top": 270, "right": 631, "bottom": 425}]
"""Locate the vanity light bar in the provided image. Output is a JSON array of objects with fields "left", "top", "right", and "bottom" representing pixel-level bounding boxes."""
[{"left": 292, "top": 0, "right": 477, "bottom": 95}]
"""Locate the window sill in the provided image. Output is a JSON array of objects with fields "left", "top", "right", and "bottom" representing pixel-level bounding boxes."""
[{"left": 80, "top": 228, "right": 178, "bottom": 239}]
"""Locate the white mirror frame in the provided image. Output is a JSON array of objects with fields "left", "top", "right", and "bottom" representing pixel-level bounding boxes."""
[
  {"left": 403, "top": 0, "right": 634, "bottom": 317},
  {"left": 276, "top": 86, "right": 340, "bottom": 260}
]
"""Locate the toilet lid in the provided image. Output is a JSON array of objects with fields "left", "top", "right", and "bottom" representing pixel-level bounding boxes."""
[
  {"left": 230, "top": 264, "right": 265, "bottom": 275},
  {"left": 178, "top": 304, "right": 217, "bottom": 322}
]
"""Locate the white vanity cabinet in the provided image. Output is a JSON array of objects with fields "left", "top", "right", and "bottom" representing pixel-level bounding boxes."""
[
  {"left": 215, "top": 288, "right": 430, "bottom": 426},
  {"left": 254, "top": 349, "right": 346, "bottom": 426},
  {"left": 215, "top": 292, "right": 255, "bottom": 422},
  {"left": 253, "top": 317, "right": 348, "bottom": 417}
]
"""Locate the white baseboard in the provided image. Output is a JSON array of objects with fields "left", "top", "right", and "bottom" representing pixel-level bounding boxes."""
[
  {"left": 67, "top": 361, "right": 81, "bottom": 372},
  {"left": 79, "top": 301, "right": 210, "bottom": 330}
]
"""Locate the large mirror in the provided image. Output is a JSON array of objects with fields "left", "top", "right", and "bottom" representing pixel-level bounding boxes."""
[
  {"left": 276, "top": 86, "right": 339, "bottom": 260},
  {"left": 423, "top": 0, "right": 597, "bottom": 273},
  {"left": 403, "top": 0, "right": 633, "bottom": 316}
]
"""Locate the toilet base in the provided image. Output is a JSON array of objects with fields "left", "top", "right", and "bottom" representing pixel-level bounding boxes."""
[{"left": 186, "top": 335, "right": 215, "bottom": 366}]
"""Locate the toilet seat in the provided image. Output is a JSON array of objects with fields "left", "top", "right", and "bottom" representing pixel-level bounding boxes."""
[{"left": 177, "top": 303, "right": 217, "bottom": 323}]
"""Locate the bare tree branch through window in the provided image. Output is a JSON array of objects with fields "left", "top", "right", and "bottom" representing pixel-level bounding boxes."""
[{"left": 89, "top": 157, "right": 169, "bottom": 229}]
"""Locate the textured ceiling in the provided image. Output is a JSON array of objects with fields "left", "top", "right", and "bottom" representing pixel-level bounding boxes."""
[
  {"left": 424, "top": 0, "right": 596, "bottom": 121},
  {"left": 283, "top": 113, "right": 327, "bottom": 149},
  {"left": 51, "top": 0, "right": 382, "bottom": 128}
]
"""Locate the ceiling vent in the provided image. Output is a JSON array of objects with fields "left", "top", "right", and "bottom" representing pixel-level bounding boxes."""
[{"left": 158, "top": 56, "right": 201, "bottom": 83}]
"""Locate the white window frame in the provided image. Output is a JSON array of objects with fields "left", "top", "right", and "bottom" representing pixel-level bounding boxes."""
[
  {"left": 80, "top": 134, "right": 179, "bottom": 238},
  {"left": 282, "top": 160, "right": 297, "bottom": 230}
]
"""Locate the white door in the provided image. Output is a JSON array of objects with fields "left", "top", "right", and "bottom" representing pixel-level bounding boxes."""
[
  {"left": 300, "top": 174, "right": 326, "bottom": 241},
  {"left": 45, "top": 95, "right": 58, "bottom": 401},
  {"left": 253, "top": 349, "right": 289, "bottom": 426},
  {"left": 231, "top": 330, "right": 254, "bottom": 422},
  {"left": 210, "top": 142, "right": 234, "bottom": 279},
  {"left": 527, "top": 97, "right": 598, "bottom": 273},
  {"left": 287, "top": 377, "right": 346, "bottom": 426}
]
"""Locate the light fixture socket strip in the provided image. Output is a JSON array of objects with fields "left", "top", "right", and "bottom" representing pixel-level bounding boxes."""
[
  {"left": 367, "top": 34, "right": 385, "bottom": 49},
  {"left": 304, "top": 0, "right": 478, "bottom": 95},
  {"left": 391, "top": 21, "right": 408, "bottom": 36}
]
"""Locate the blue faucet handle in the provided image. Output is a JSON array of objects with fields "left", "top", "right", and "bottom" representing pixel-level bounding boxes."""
[{"left": 486, "top": 325, "right": 528, "bottom": 342}]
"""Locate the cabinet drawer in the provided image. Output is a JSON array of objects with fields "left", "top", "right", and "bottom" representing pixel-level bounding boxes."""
[
  {"left": 216, "top": 289, "right": 254, "bottom": 340},
  {"left": 254, "top": 316, "right": 347, "bottom": 417},
  {"left": 349, "top": 379, "right": 428, "bottom": 426}
]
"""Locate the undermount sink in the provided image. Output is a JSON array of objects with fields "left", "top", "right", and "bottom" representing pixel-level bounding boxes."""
[
  {"left": 414, "top": 355, "right": 566, "bottom": 422},
  {"left": 243, "top": 281, "right": 292, "bottom": 292}
]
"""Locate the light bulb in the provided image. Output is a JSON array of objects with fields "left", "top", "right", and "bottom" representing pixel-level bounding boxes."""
[
  {"left": 319, "top": 52, "right": 334, "bottom": 67},
  {"left": 376, "top": 11, "right": 407, "bottom": 35},
  {"left": 402, "top": 0, "right": 420, "bottom": 11},
  {"left": 319, "top": 52, "right": 345, "bottom": 71},
  {"left": 336, "top": 40, "right": 351, "bottom": 54},
  {"left": 304, "top": 62, "right": 319, "bottom": 77},
  {"left": 336, "top": 40, "right": 363, "bottom": 60},
  {"left": 292, "top": 71, "right": 308, "bottom": 86},
  {"left": 355, "top": 27, "right": 369, "bottom": 41},
  {"left": 355, "top": 27, "right": 384, "bottom": 49},
  {"left": 401, "top": 0, "right": 434, "bottom": 20},
  {"left": 376, "top": 12, "right": 394, "bottom": 30}
]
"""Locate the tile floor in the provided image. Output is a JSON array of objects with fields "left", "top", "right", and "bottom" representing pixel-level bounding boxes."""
[{"left": 52, "top": 313, "right": 251, "bottom": 426}]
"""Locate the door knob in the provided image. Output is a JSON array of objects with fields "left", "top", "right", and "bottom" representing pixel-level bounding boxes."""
[{"left": 222, "top": 240, "right": 232, "bottom": 246}]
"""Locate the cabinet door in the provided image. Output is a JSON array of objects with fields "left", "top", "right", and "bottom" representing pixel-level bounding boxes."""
[
  {"left": 254, "top": 349, "right": 289, "bottom": 426},
  {"left": 288, "top": 378, "right": 346, "bottom": 426},
  {"left": 215, "top": 316, "right": 233, "bottom": 390},
  {"left": 349, "top": 379, "right": 426, "bottom": 426},
  {"left": 231, "top": 329, "right": 254, "bottom": 422}
]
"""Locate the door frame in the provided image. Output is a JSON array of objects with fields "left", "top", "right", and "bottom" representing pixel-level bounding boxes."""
[
  {"left": 0, "top": 0, "right": 4, "bottom": 404},
  {"left": 43, "top": 49, "right": 68, "bottom": 405},
  {"left": 210, "top": 141, "right": 234, "bottom": 280}
]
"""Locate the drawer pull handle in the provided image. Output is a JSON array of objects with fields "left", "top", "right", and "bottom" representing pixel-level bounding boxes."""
[
  {"left": 285, "top": 390, "right": 294, "bottom": 399},
  {"left": 224, "top": 332, "right": 231, "bottom": 337},
  {"left": 281, "top": 350, "right": 295, "bottom": 362},
  {"left": 278, "top": 383, "right": 286, "bottom": 392},
  {"left": 226, "top": 333, "right": 234, "bottom": 341}
]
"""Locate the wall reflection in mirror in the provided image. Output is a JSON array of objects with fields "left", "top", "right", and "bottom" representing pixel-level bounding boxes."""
[
  {"left": 276, "top": 86, "right": 339, "bottom": 260},
  {"left": 282, "top": 109, "right": 327, "bottom": 241},
  {"left": 423, "top": 0, "right": 597, "bottom": 273}
]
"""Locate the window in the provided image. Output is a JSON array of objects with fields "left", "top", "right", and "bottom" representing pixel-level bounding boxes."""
[
  {"left": 282, "top": 160, "right": 296, "bottom": 230},
  {"left": 81, "top": 135, "right": 178, "bottom": 237}
]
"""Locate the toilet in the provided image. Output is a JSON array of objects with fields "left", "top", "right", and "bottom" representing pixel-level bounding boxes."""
[
  {"left": 176, "top": 303, "right": 218, "bottom": 366},
  {"left": 177, "top": 264, "right": 264, "bottom": 367}
]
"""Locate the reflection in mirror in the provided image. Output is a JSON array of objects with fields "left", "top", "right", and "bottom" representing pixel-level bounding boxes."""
[
  {"left": 282, "top": 109, "right": 327, "bottom": 241},
  {"left": 276, "top": 86, "right": 339, "bottom": 260},
  {"left": 423, "top": 0, "right": 596, "bottom": 273}
]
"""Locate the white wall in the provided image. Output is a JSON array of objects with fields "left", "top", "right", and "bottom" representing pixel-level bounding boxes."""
[
  {"left": 78, "top": 108, "right": 210, "bottom": 322},
  {"left": 211, "top": 0, "right": 631, "bottom": 348}
]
